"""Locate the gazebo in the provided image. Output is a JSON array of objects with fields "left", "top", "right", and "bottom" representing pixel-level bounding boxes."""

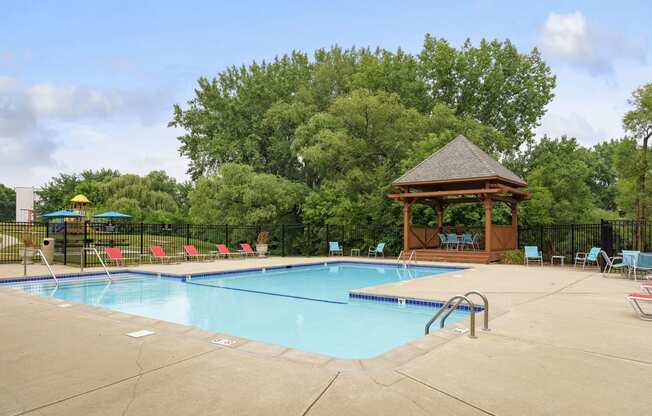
[{"left": 389, "top": 135, "right": 530, "bottom": 263}]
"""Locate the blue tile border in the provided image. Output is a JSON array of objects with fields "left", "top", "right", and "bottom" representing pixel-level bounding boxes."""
[
  {"left": 0, "top": 260, "right": 466, "bottom": 285},
  {"left": 348, "top": 292, "right": 484, "bottom": 312}
]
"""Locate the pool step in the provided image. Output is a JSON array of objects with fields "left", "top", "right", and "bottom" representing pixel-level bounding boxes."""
[{"left": 399, "top": 249, "right": 497, "bottom": 264}]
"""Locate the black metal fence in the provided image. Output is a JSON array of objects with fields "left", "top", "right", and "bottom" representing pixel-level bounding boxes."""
[
  {"left": 0, "top": 221, "right": 405, "bottom": 265},
  {"left": 517, "top": 220, "right": 652, "bottom": 260},
  {"left": 1, "top": 219, "right": 650, "bottom": 265}
]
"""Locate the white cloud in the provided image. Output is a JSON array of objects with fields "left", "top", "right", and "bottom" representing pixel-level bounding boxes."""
[
  {"left": 0, "top": 76, "right": 186, "bottom": 187},
  {"left": 539, "top": 11, "right": 647, "bottom": 75}
]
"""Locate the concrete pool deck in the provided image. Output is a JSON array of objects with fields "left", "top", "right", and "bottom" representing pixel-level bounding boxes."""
[{"left": 1, "top": 257, "right": 651, "bottom": 415}]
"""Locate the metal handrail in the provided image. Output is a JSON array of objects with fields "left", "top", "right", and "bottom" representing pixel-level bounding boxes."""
[
  {"left": 398, "top": 250, "right": 416, "bottom": 268},
  {"left": 464, "top": 291, "right": 490, "bottom": 331},
  {"left": 35, "top": 249, "right": 58, "bottom": 285},
  {"left": 81, "top": 247, "right": 112, "bottom": 282},
  {"left": 425, "top": 295, "right": 476, "bottom": 338}
]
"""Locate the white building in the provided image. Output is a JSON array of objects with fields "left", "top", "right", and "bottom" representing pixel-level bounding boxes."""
[{"left": 15, "top": 187, "right": 36, "bottom": 222}]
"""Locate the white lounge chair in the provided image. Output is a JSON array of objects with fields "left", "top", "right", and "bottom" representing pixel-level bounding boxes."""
[{"left": 627, "top": 292, "right": 652, "bottom": 321}]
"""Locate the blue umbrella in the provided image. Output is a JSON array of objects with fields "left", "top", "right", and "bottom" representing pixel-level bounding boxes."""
[
  {"left": 93, "top": 211, "right": 132, "bottom": 219},
  {"left": 42, "top": 210, "right": 82, "bottom": 219}
]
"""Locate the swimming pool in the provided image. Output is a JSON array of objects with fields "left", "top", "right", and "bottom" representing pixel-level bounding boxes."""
[{"left": 5, "top": 262, "right": 467, "bottom": 359}]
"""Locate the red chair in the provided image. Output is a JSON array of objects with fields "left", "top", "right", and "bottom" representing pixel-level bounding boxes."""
[
  {"left": 104, "top": 247, "right": 139, "bottom": 266},
  {"left": 214, "top": 244, "right": 243, "bottom": 259},
  {"left": 627, "top": 292, "right": 652, "bottom": 321},
  {"left": 240, "top": 243, "right": 256, "bottom": 257},
  {"left": 184, "top": 245, "right": 212, "bottom": 261},
  {"left": 150, "top": 245, "right": 180, "bottom": 263}
]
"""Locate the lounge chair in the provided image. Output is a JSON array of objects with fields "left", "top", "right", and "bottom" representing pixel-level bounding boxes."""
[
  {"left": 574, "top": 247, "right": 601, "bottom": 268},
  {"left": 104, "top": 247, "right": 140, "bottom": 266},
  {"left": 632, "top": 252, "right": 652, "bottom": 279},
  {"left": 640, "top": 282, "right": 652, "bottom": 294},
  {"left": 368, "top": 242, "right": 385, "bottom": 258},
  {"left": 622, "top": 250, "right": 640, "bottom": 278},
  {"left": 214, "top": 244, "right": 243, "bottom": 259},
  {"left": 150, "top": 245, "right": 181, "bottom": 264},
  {"left": 524, "top": 246, "right": 543, "bottom": 266},
  {"left": 627, "top": 292, "right": 652, "bottom": 321},
  {"left": 599, "top": 250, "right": 626, "bottom": 275},
  {"left": 184, "top": 245, "right": 212, "bottom": 261},
  {"left": 329, "top": 241, "right": 343, "bottom": 256},
  {"left": 240, "top": 243, "right": 257, "bottom": 257}
]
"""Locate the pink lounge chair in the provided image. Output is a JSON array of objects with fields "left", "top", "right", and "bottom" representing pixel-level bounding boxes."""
[
  {"left": 104, "top": 247, "right": 139, "bottom": 266},
  {"left": 641, "top": 282, "right": 652, "bottom": 294},
  {"left": 149, "top": 245, "right": 180, "bottom": 264},
  {"left": 627, "top": 292, "right": 652, "bottom": 321},
  {"left": 214, "top": 244, "right": 243, "bottom": 259},
  {"left": 184, "top": 245, "right": 212, "bottom": 261},
  {"left": 240, "top": 243, "right": 256, "bottom": 257}
]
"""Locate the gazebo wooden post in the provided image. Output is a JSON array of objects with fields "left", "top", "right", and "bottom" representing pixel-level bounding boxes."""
[
  {"left": 402, "top": 200, "right": 412, "bottom": 253},
  {"left": 483, "top": 197, "right": 493, "bottom": 253}
]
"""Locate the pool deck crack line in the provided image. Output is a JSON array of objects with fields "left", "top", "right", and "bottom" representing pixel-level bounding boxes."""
[
  {"left": 484, "top": 331, "right": 652, "bottom": 367},
  {"left": 121, "top": 340, "right": 146, "bottom": 416},
  {"left": 301, "top": 371, "right": 340, "bottom": 416},
  {"left": 396, "top": 370, "right": 497, "bottom": 416},
  {"left": 12, "top": 348, "right": 222, "bottom": 416}
]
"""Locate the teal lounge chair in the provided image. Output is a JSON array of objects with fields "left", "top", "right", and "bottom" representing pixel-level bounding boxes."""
[
  {"left": 599, "top": 251, "right": 626, "bottom": 275},
  {"left": 368, "top": 242, "right": 386, "bottom": 258},
  {"left": 524, "top": 246, "right": 543, "bottom": 266},
  {"left": 328, "top": 241, "right": 343, "bottom": 256},
  {"left": 574, "top": 247, "right": 601, "bottom": 269},
  {"left": 633, "top": 252, "right": 652, "bottom": 280},
  {"left": 622, "top": 250, "right": 640, "bottom": 278}
]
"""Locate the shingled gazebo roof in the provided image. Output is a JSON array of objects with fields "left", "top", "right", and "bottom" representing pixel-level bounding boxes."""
[{"left": 394, "top": 135, "right": 526, "bottom": 188}]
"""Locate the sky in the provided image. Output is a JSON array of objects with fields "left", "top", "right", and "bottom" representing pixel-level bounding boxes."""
[{"left": 0, "top": 0, "right": 649, "bottom": 187}]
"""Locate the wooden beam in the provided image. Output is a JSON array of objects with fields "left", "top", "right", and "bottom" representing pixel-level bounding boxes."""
[
  {"left": 484, "top": 197, "right": 493, "bottom": 253},
  {"left": 402, "top": 201, "right": 411, "bottom": 252},
  {"left": 495, "top": 185, "right": 531, "bottom": 199},
  {"left": 388, "top": 188, "right": 503, "bottom": 200}
]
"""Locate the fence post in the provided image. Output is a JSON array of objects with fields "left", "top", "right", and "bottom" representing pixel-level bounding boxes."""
[
  {"left": 83, "top": 221, "right": 88, "bottom": 267},
  {"left": 539, "top": 224, "right": 543, "bottom": 253},
  {"left": 186, "top": 224, "right": 191, "bottom": 245},
  {"left": 571, "top": 224, "right": 575, "bottom": 259},
  {"left": 140, "top": 223, "right": 144, "bottom": 255},
  {"left": 325, "top": 224, "right": 330, "bottom": 254},
  {"left": 225, "top": 224, "right": 229, "bottom": 246},
  {"left": 63, "top": 221, "right": 68, "bottom": 265},
  {"left": 281, "top": 224, "right": 286, "bottom": 257}
]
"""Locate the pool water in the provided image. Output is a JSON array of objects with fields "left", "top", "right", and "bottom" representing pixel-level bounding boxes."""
[{"left": 7, "top": 263, "right": 466, "bottom": 359}]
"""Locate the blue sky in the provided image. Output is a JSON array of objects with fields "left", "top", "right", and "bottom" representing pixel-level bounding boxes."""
[{"left": 1, "top": 0, "right": 649, "bottom": 186}]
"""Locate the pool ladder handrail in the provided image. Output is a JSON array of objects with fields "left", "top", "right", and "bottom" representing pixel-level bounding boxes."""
[
  {"left": 80, "top": 247, "right": 113, "bottom": 282},
  {"left": 424, "top": 291, "right": 490, "bottom": 338},
  {"left": 397, "top": 250, "right": 416, "bottom": 268},
  {"left": 35, "top": 249, "right": 58, "bottom": 285}
]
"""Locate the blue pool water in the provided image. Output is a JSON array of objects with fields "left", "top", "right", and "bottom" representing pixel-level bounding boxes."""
[{"left": 6, "top": 262, "right": 466, "bottom": 358}]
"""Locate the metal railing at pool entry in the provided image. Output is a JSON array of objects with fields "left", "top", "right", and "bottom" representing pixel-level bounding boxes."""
[
  {"left": 424, "top": 291, "right": 490, "bottom": 338},
  {"left": 397, "top": 250, "right": 416, "bottom": 268},
  {"left": 80, "top": 247, "right": 112, "bottom": 282},
  {"left": 34, "top": 248, "right": 58, "bottom": 285}
]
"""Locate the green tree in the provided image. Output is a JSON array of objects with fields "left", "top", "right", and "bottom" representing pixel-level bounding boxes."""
[
  {"left": 97, "top": 172, "right": 184, "bottom": 223},
  {"left": 189, "top": 164, "right": 307, "bottom": 225},
  {"left": 623, "top": 83, "right": 652, "bottom": 224},
  {"left": 418, "top": 36, "right": 556, "bottom": 153},
  {"left": 0, "top": 184, "right": 16, "bottom": 220},
  {"left": 521, "top": 137, "right": 597, "bottom": 224}
]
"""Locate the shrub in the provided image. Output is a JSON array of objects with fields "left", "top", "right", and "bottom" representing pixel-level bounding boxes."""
[{"left": 499, "top": 249, "right": 524, "bottom": 265}]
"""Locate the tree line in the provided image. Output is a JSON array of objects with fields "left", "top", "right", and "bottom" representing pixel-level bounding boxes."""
[{"left": 2, "top": 35, "right": 651, "bottom": 227}]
